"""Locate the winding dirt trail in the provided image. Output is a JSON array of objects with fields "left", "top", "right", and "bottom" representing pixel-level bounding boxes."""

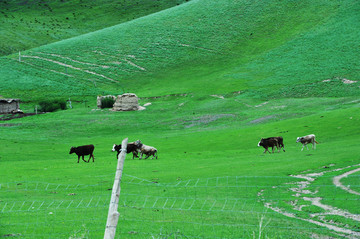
[
  {"left": 259, "top": 164, "right": 360, "bottom": 238},
  {"left": 333, "top": 168, "right": 360, "bottom": 196},
  {"left": 21, "top": 55, "right": 117, "bottom": 82}
]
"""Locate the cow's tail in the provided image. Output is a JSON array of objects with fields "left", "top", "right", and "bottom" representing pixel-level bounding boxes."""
[{"left": 315, "top": 140, "right": 319, "bottom": 144}]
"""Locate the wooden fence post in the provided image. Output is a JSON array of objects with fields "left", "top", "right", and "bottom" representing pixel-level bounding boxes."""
[{"left": 104, "top": 137, "right": 128, "bottom": 239}]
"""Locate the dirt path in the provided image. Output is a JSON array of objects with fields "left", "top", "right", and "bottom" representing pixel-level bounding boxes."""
[
  {"left": 258, "top": 164, "right": 360, "bottom": 237},
  {"left": 21, "top": 55, "right": 117, "bottom": 82},
  {"left": 333, "top": 168, "right": 360, "bottom": 196}
]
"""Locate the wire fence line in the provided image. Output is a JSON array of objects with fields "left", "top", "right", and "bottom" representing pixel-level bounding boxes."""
[
  {"left": 3, "top": 173, "right": 358, "bottom": 190},
  {"left": 1, "top": 173, "right": 359, "bottom": 238}
]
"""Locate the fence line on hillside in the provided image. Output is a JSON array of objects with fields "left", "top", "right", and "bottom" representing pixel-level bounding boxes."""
[{"left": 2, "top": 167, "right": 360, "bottom": 238}]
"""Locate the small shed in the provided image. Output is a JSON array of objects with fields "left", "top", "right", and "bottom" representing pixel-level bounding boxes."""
[
  {"left": 0, "top": 99, "right": 21, "bottom": 114},
  {"left": 112, "top": 93, "right": 143, "bottom": 111}
]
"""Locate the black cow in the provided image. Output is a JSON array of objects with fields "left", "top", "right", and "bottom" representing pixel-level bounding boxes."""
[
  {"left": 69, "top": 144, "right": 95, "bottom": 163},
  {"left": 258, "top": 137, "right": 281, "bottom": 154},
  {"left": 111, "top": 142, "right": 139, "bottom": 159}
]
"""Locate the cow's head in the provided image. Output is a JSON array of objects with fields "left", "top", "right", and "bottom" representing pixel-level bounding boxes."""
[
  {"left": 69, "top": 147, "right": 76, "bottom": 154},
  {"left": 111, "top": 144, "right": 116, "bottom": 152},
  {"left": 135, "top": 140, "right": 142, "bottom": 148},
  {"left": 257, "top": 138, "right": 263, "bottom": 147},
  {"left": 296, "top": 137, "right": 302, "bottom": 143}
]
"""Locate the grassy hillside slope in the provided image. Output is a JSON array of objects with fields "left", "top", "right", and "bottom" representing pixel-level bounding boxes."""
[
  {"left": 1, "top": 0, "right": 360, "bottom": 238},
  {"left": 1, "top": 96, "right": 359, "bottom": 238},
  {"left": 0, "top": 0, "right": 187, "bottom": 56},
  {"left": 1, "top": 0, "right": 359, "bottom": 101}
]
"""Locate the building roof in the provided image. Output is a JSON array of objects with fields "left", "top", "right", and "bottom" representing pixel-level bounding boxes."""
[{"left": 0, "top": 99, "right": 20, "bottom": 103}]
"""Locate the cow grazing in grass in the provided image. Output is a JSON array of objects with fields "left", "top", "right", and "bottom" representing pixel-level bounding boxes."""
[
  {"left": 135, "top": 140, "right": 158, "bottom": 159},
  {"left": 296, "top": 134, "right": 318, "bottom": 151},
  {"left": 258, "top": 137, "right": 281, "bottom": 154},
  {"left": 69, "top": 144, "right": 95, "bottom": 163},
  {"left": 111, "top": 142, "right": 140, "bottom": 159},
  {"left": 271, "top": 136, "right": 285, "bottom": 152}
]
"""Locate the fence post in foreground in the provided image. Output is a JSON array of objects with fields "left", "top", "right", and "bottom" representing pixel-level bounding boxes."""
[{"left": 104, "top": 137, "right": 128, "bottom": 239}]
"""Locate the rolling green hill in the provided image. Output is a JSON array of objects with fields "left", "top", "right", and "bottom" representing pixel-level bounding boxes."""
[
  {"left": 0, "top": 0, "right": 187, "bottom": 56},
  {"left": 1, "top": 0, "right": 359, "bottom": 101},
  {"left": 1, "top": 0, "right": 360, "bottom": 238}
]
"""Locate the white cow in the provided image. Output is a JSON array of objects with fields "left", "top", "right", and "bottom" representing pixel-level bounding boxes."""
[
  {"left": 135, "top": 140, "right": 158, "bottom": 159},
  {"left": 296, "top": 134, "right": 319, "bottom": 151}
]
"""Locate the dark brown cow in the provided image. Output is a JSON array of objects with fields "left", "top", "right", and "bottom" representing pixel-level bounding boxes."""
[
  {"left": 111, "top": 142, "right": 140, "bottom": 159},
  {"left": 69, "top": 144, "right": 95, "bottom": 163},
  {"left": 270, "top": 136, "right": 285, "bottom": 152},
  {"left": 258, "top": 137, "right": 280, "bottom": 154}
]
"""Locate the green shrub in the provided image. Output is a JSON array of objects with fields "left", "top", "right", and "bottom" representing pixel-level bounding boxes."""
[
  {"left": 101, "top": 97, "right": 115, "bottom": 109},
  {"left": 38, "top": 99, "right": 66, "bottom": 112}
]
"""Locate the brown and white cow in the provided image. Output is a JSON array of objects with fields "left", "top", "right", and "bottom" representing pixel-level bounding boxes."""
[
  {"left": 135, "top": 140, "right": 158, "bottom": 159},
  {"left": 258, "top": 137, "right": 280, "bottom": 154},
  {"left": 296, "top": 134, "right": 318, "bottom": 151}
]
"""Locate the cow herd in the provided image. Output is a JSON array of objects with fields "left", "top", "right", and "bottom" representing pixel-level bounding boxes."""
[
  {"left": 258, "top": 134, "right": 319, "bottom": 154},
  {"left": 69, "top": 140, "right": 158, "bottom": 163},
  {"left": 69, "top": 134, "right": 319, "bottom": 163}
]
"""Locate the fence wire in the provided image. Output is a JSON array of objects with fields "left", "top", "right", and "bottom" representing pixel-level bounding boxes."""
[{"left": 1, "top": 169, "right": 360, "bottom": 238}]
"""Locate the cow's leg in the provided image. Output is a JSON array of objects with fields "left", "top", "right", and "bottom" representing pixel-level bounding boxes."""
[
  {"left": 301, "top": 144, "right": 305, "bottom": 151},
  {"left": 139, "top": 153, "right": 143, "bottom": 160},
  {"left": 132, "top": 152, "right": 139, "bottom": 159},
  {"left": 77, "top": 155, "right": 80, "bottom": 163},
  {"left": 305, "top": 144, "right": 309, "bottom": 150},
  {"left": 264, "top": 147, "right": 270, "bottom": 154},
  {"left": 89, "top": 153, "right": 94, "bottom": 162},
  {"left": 145, "top": 154, "right": 150, "bottom": 159},
  {"left": 82, "top": 155, "right": 87, "bottom": 163}
]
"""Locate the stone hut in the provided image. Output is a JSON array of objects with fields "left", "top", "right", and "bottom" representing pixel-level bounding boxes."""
[
  {"left": 0, "top": 99, "right": 21, "bottom": 114},
  {"left": 112, "top": 93, "right": 142, "bottom": 111}
]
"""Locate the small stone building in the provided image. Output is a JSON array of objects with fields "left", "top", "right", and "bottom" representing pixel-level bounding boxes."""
[
  {"left": 0, "top": 99, "right": 21, "bottom": 114},
  {"left": 112, "top": 93, "right": 143, "bottom": 111},
  {"left": 97, "top": 93, "right": 144, "bottom": 111}
]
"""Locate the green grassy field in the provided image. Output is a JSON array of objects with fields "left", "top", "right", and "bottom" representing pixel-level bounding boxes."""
[
  {"left": 0, "top": 0, "right": 188, "bottom": 56},
  {"left": 1, "top": 0, "right": 360, "bottom": 238}
]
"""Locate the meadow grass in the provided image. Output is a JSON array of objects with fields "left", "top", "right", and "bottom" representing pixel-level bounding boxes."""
[
  {"left": 1, "top": 95, "right": 359, "bottom": 238},
  {"left": 1, "top": 0, "right": 360, "bottom": 237}
]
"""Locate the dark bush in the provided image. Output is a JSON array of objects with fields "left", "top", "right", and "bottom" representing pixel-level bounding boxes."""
[
  {"left": 101, "top": 97, "right": 115, "bottom": 109},
  {"left": 39, "top": 99, "right": 66, "bottom": 112}
]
